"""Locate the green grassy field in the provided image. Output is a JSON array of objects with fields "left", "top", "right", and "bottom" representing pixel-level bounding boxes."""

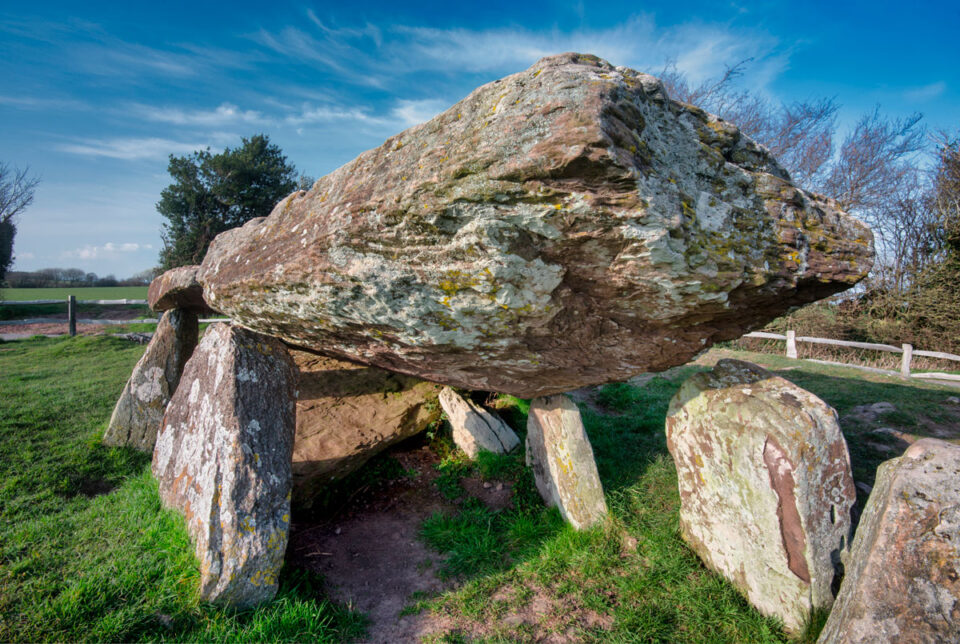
[
  {"left": 0, "top": 336, "right": 956, "bottom": 642},
  {"left": 0, "top": 336, "right": 365, "bottom": 642},
  {"left": 1, "top": 286, "right": 148, "bottom": 301}
]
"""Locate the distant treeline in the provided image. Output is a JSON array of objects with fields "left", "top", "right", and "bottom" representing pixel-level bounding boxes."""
[{"left": 4, "top": 267, "right": 159, "bottom": 288}]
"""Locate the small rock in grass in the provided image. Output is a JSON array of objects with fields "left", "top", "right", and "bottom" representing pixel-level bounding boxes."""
[
  {"left": 526, "top": 394, "right": 607, "bottom": 530},
  {"left": 439, "top": 387, "right": 520, "bottom": 458},
  {"left": 152, "top": 323, "right": 296, "bottom": 608}
]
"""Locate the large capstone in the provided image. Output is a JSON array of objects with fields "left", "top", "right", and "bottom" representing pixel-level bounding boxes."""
[
  {"left": 152, "top": 323, "right": 296, "bottom": 608},
  {"left": 666, "top": 359, "right": 855, "bottom": 633},
  {"left": 197, "top": 52, "right": 873, "bottom": 397},
  {"left": 818, "top": 438, "right": 960, "bottom": 643},
  {"left": 103, "top": 309, "right": 198, "bottom": 451},
  {"left": 526, "top": 394, "right": 607, "bottom": 530},
  {"left": 290, "top": 348, "right": 442, "bottom": 506}
]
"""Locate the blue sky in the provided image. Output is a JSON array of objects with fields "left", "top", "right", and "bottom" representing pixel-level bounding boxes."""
[{"left": 2, "top": 0, "right": 958, "bottom": 277}]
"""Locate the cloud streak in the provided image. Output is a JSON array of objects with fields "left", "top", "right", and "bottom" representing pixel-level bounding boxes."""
[
  {"left": 904, "top": 81, "right": 946, "bottom": 102},
  {"left": 252, "top": 14, "right": 782, "bottom": 87},
  {"left": 57, "top": 137, "right": 215, "bottom": 160},
  {"left": 133, "top": 102, "right": 266, "bottom": 127},
  {"left": 64, "top": 242, "right": 153, "bottom": 260}
]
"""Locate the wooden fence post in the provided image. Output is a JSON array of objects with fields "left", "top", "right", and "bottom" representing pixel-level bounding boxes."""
[
  {"left": 786, "top": 330, "right": 798, "bottom": 359},
  {"left": 68, "top": 295, "right": 77, "bottom": 337},
  {"left": 901, "top": 343, "right": 913, "bottom": 378}
]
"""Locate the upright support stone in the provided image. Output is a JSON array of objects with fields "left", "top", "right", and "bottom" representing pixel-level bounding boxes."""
[
  {"left": 786, "top": 329, "right": 798, "bottom": 359},
  {"left": 900, "top": 343, "right": 913, "bottom": 378},
  {"left": 439, "top": 387, "right": 520, "bottom": 458},
  {"left": 103, "top": 309, "right": 198, "bottom": 451},
  {"left": 666, "top": 359, "right": 855, "bottom": 634},
  {"left": 818, "top": 438, "right": 960, "bottom": 643},
  {"left": 526, "top": 394, "right": 607, "bottom": 530},
  {"left": 152, "top": 323, "right": 296, "bottom": 608}
]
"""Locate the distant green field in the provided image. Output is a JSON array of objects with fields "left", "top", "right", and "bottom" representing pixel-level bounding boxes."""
[{"left": 1, "top": 287, "right": 148, "bottom": 301}]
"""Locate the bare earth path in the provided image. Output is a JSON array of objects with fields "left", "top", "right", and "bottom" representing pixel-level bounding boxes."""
[{"left": 288, "top": 442, "right": 461, "bottom": 643}]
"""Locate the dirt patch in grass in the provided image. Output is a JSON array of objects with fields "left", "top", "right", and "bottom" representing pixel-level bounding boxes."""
[
  {"left": 289, "top": 440, "right": 462, "bottom": 643},
  {"left": 460, "top": 476, "right": 514, "bottom": 512},
  {"left": 425, "top": 581, "right": 615, "bottom": 643}
]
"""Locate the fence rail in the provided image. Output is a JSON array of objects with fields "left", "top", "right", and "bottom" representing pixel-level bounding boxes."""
[
  {"left": 742, "top": 330, "right": 960, "bottom": 382},
  {"left": 0, "top": 295, "right": 226, "bottom": 336},
  {"left": 0, "top": 298, "right": 148, "bottom": 305}
]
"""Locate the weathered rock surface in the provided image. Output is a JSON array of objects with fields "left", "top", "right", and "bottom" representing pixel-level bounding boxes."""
[
  {"left": 197, "top": 52, "right": 873, "bottom": 397},
  {"left": 103, "top": 309, "right": 198, "bottom": 451},
  {"left": 818, "top": 438, "right": 960, "bottom": 643},
  {"left": 290, "top": 348, "right": 442, "bottom": 506},
  {"left": 526, "top": 394, "right": 607, "bottom": 529},
  {"left": 439, "top": 387, "right": 520, "bottom": 458},
  {"left": 152, "top": 323, "right": 296, "bottom": 607},
  {"left": 149, "top": 265, "right": 213, "bottom": 313},
  {"left": 665, "top": 359, "right": 855, "bottom": 633}
]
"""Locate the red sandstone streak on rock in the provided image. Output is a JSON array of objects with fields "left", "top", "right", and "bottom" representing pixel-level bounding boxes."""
[{"left": 762, "top": 436, "right": 811, "bottom": 583}]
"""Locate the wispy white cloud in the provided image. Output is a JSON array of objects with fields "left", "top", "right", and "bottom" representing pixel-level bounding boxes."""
[
  {"left": 390, "top": 98, "right": 449, "bottom": 127},
  {"left": 57, "top": 137, "right": 213, "bottom": 160},
  {"left": 133, "top": 102, "right": 266, "bottom": 127},
  {"left": 254, "top": 14, "right": 782, "bottom": 86},
  {"left": 0, "top": 95, "right": 88, "bottom": 110},
  {"left": 284, "top": 104, "right": 385, "bottom": 126},
  {"left": 904, "top": 81, "right": 946, "bottom": 102},
  {"left": 63, "top": 242, "right": 152, "bottom": 260}
]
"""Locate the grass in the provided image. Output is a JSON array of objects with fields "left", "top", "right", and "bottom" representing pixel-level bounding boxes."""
[
  {"left": 0, "top": 335, "right": 365, "bottom": 642},
  {"left": 0, "top": 286, "right": 148, "bottom": 301},
  {"left": 1, "top": 335, "right": 956, "bottom": 642}
]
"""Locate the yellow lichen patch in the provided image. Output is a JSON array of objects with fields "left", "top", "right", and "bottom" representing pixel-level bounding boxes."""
[{"left": 438, "top": 269, "right": 481, "bottom": 295}]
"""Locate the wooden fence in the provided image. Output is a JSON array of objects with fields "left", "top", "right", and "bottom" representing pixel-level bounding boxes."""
[
  {"left": 743, "top": 330, "right": 960, "bottom": 383},
  {"left": 0, "top": 297, "right": 225, "bottom": 336}
]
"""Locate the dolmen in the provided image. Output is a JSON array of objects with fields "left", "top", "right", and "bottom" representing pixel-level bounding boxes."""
[{"left": 102, "top": 52, "right": 875, "bottom": 609}]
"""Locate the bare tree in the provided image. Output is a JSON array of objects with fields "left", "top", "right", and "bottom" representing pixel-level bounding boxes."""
[
  {"left": 0, "top": 163, "right": 40, "bottom": 282},
  {"left": 658, "top": 60, "right": 840, "bottom": 192},
  {"left": 821, "top": 109, "right": 925, "bottom": 211}
]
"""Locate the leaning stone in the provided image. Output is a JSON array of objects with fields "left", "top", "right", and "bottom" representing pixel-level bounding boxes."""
[
  {"left": 152, "top": 323, "right": 296, "bottom": 608},
  {"left": 439, "top": 387, "right": 520, "bottom": 459},
  {"left": 665, "top": 359, "right": 855, "bottom": 633},
  {"left": 197, "top": 52, "right": 873, "bottom": 398},
  {"left": 148, "top": 265, "right": 214, "bottom": 313},
  {"left": 818, "top": 438, "right": 960, "bottom": 643},
  {"left": 526, "top": 394, "right": 607, "bottom": 529},
  {"left": 290, "top": 348, "right": 442, "bottom": 506},
  {"left": 103, "top": 309, "right": 197, "bottom": 451}
]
